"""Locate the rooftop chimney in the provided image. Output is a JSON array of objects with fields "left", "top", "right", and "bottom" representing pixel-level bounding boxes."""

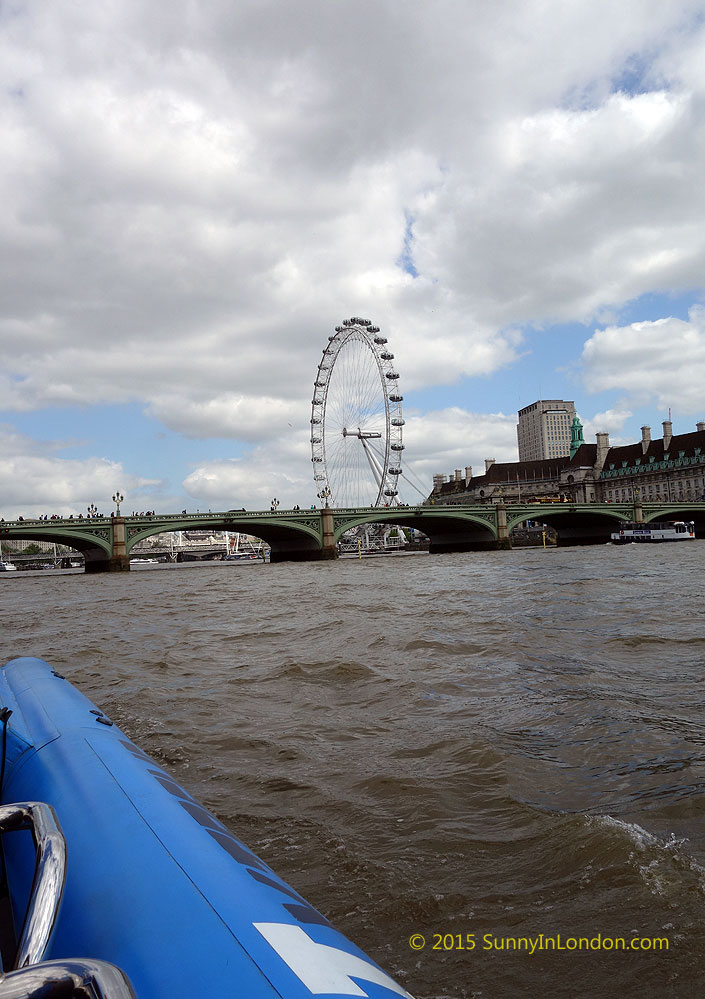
[
  {"left": 454, "top": 469, "right": 462, "bottom": 481},
  {"left": 465, "top": 466, "right": 473, "bottom": 484},
  {"left": 594, "top": 432, "right": 610, "bottom": 473},
  {"left": 662, "top": 420, "right": 672, "bottom": 450},
  {"left": 697, "top": 422, "right": 705, "bottom": 433},
  {"left": 485, "top": 458, "right": 495, "bottom": 473},
  {"left": 432, "top": 474, "right": 446, "bottom": 493},
  {"left": 641, "top": 425, "right": 651, "bottom": 454}
]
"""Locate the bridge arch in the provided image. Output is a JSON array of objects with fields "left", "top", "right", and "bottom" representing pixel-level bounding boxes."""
[
  {"left": 332, "top": 507, "right": 498, "bottom": 552},
  {"left": 641, "top": 505, "right": 705, "bottom": 529},
  {"left": 0, "top": 523, "right": 112, "bottom": 566},
  {"left": 124, "top": 515, "right": 323, "bottom": 563},
  {"left": 507, "top": 505, "right": 629, "bottom": 546}
]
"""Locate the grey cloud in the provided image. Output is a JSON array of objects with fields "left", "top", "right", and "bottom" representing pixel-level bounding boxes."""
[{"left": 1, "top": 1, "right": 705, "bottom": 444}]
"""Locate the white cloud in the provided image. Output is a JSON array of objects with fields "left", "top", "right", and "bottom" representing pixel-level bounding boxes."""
[
  {"left": 181, "top": 406, "right": 520, "bottom": 509},
  {"left": 1, "top": 0, "right": 705, "bottom": 445},
  {"left": 402, "top": 408, "right": 520, "bottom": 482},
  {"left": 581, "top": 307, "right": 705, "bottom": 414},
  {"left": 147, "top": 393, "right": 306, "bottom": 442},
  {"left": 579, "top": 403, "right": 634, "bottom": 446},
  {"left": 182, "top": 433, "right": 313, "bottom": 510},
  {"left": 183, "top": 459, "right": 309, "bottom": 511},
  {"left": 0, "top": 424, "right": 162, "bottom": 518},
  {"left": 3, "top": 0, "right": 705, "bottom": 526}
]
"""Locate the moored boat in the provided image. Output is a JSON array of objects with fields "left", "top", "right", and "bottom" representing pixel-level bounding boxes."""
[
  {"left": 0, "top": 561, "right": 17, "bottom": 572},
  {"left": 610, "top": 520, "right": 696, "bottom": 543},
  {"left": 0, "top": 657, "right": 413, "bottom": 998}
]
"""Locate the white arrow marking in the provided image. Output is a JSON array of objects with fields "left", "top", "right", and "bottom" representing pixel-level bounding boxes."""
[{"left": 253, "top": 922, "right": 414, "bottom": 998}]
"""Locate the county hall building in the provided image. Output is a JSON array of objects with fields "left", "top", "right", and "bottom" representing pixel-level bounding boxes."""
[{"left": 430, "top": 414, "right": 705, "bottom": 506}]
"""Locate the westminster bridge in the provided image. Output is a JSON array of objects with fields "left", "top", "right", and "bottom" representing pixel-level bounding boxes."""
[{"left": 2, "top": 499, "right": 705, "bottom": 572}]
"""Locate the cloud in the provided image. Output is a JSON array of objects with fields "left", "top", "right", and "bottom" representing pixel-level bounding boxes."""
[
  {"left": 182, "top": 437, "right": 313, "bottom": 510},
  {"left": 182, "top": 405, "right": 521, "bottom": 508},
  {"left": 0, "top": 424, "right": 162, "bottom": 517},
  {"left": 147, "top": 393, "right": 307, "bottom": 441},
  {"left": 1, "top": 0, "right": 705, "bottom": 449},
  {"left": 581, "top": 306, "right": 705, "bottom": 413},
  {"left": 578, "top": 402, "right": 634, "bottom": 446},
  {"left": 402, "top": 407, "right": 520, "bottom": 482}
]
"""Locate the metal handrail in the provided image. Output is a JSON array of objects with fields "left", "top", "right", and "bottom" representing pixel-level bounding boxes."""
[
  {"left": 0, "top": 958, "right": 136, "bottom": 998},
  {"left": 0, "top": 803, "right": 66, "bottom": 969},
  {"left": 0, "top": 803, "right": 135, "bottom": 997}
]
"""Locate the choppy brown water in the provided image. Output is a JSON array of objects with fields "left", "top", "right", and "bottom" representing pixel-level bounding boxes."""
[{"left": 2, "top": 545, "right": 705, "bottom": 998}]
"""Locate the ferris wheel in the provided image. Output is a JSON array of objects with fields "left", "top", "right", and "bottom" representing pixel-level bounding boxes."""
[{"left": 311, "top": 318, "right": 404, "bottom": 508}]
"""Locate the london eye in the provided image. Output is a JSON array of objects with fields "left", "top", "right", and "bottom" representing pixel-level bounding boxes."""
[{"left": 311, "top": 318, "right": 404, "bottom": 508}]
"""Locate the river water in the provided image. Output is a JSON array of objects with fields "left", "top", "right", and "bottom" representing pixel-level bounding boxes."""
[{"left": 2, "top": 544, "right": 705, "bottom": 998}]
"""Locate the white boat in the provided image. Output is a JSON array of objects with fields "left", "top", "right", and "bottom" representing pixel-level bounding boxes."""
[
  {"left": 611, "top": 520, "right": 695, "bottom": 543},
  {"left": 0, "top": 561, "right": 18, "bottom": 571}
]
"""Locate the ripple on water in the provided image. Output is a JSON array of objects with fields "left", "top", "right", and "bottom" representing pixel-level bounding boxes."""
[{"left": 3, "top": 547, "right": 705, "bottom": 998}]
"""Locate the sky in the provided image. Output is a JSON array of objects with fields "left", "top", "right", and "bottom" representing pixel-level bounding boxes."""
[{"left": 3, "top": 0, "right": 705, "bottom": 516}]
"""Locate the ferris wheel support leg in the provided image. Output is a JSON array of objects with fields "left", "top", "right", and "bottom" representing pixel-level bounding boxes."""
[{"left": 360, "top": 438, "right": 384, "bottom": 490}]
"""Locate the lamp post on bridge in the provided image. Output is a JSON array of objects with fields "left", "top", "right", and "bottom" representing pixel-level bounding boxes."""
[
  {"left": 112, "top": 491, "right": 124, "bottom": 517},
  {"left": 87, "top": 503, "right": 98, "bottom": 519},
  {"left": 270, "top": 497, "right": 279, "bottom": 512},
  {"left": 317, "top": 487, "right": 331, "bottom": 509}
]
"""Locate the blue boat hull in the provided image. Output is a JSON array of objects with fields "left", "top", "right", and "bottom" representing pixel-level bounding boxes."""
[{"left": 0, "top": 657, "right": 412, "bottom": 999}]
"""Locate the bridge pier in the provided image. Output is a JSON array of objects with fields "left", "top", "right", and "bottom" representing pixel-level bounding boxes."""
[
  {"left": 321, "top": 507, "right": 338, "bottom": 560},
  {"left": 422, "top": 507, "right": 502, "bottom": 553},
  {"left": 554, "top": 526, "right": 613, "bottom": 546},
  {"left": 496, "top": 503, "right": 511, "bottom": 550},
  {"left": 85, "top": 555, "right": 130, "bottom": 573},
  {"left": 85, "top": 516, "right": 130, "bottom": 572},
  {"left": 428, "top": 540, "right": 499, "bottom": 554},
  {"left": 268, "top": 509, "right": 338, "bottom": 562},
  {"left": 269, "top": 548, "right": 337, "bottom": 563}
]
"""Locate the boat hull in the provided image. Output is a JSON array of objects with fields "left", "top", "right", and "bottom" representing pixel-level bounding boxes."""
[{"left": 0, "top": 657, "right": 412, "bottom": 999}]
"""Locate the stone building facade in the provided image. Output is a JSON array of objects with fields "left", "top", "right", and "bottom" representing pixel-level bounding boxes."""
[{"left": 430, "top": 420, "right": 705, "bottom": 505}]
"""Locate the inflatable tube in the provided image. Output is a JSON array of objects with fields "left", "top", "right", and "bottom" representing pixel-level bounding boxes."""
[{"left": 0, "top": 657, "right": 413, "bottom": 999}]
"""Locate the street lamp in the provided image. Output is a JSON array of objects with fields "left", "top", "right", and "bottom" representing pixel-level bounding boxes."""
[
  {"left": 317, "top": 487, "right": 331, "bottom": 507},
  {"left": 270, "top": 497, "right": 279, "bottom": 512},
  {"left": 87, "top": 503, "right": 98, "bottom": 519},
  {"left": 112, "top": 491, "right": 124, "bottom": 516}
]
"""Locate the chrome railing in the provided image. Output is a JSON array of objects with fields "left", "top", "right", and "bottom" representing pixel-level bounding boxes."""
[
  {"left": 0, "top": 958, "right": 135, "bottom": 998},
  {"left": 0, "top": 803, "right": 66, "bottom": 969},
  {"left": 0, "top": 802, "right": 135, "bottom": 998}
]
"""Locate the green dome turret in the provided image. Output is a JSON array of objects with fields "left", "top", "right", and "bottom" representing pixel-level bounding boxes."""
[{"left": 569, "top": 415, "right": 585, "bottom": 459}]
